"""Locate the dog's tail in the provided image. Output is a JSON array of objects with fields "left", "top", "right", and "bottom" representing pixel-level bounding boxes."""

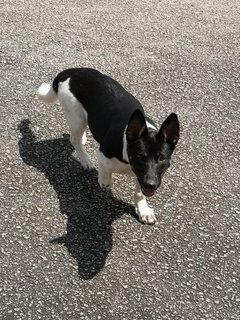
[{"left": 37, "top": 83, "right": 58, "bottom": 104}]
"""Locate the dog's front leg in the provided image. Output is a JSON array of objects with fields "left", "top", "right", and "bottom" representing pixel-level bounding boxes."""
[
  {"left": 98, "top": 167, "right": 112, "bottom": 190},
  {"left": 97, "top": 151, "right": 113, "bottom": 190},
  {"left": 134, "top": 181, "right": 156, "bottom": 224}
]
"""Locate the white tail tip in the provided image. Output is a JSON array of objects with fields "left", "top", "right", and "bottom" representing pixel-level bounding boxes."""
[{"left": 37, "top": 83, "right": 57, "bottom": 104}]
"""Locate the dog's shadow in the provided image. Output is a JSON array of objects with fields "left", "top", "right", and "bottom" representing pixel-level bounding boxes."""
[{"left": 18, "top": 119, "right": 135, "bottom": 279}]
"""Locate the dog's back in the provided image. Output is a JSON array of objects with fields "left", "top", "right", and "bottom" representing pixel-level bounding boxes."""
[{"left": 53, "top": 68, "right": 143, "bottom": 143}]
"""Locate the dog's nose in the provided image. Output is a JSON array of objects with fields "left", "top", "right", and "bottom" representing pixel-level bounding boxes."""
[
  {"left": 143, "top": 180, "right": 158, "bottom": 191},
  {"left": 141, "top": 179, "right": 159, "bottom": 197}
]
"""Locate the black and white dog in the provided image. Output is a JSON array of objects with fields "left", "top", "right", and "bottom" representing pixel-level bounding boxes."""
[{"left": 37, "top": 68, "right": 179, "bottom": 224}]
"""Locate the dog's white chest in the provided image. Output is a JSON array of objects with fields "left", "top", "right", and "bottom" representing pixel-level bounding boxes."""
[
  {"left": 111, "top": 158, "right": 132, "bottom": 174},
  {"left": 98, "top": 151, "right": 133, "bottom": 175}
]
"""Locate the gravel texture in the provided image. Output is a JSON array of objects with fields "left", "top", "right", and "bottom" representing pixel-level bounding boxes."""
[{"left": 1, "top": 0, "right": 240, "bottom": 319}]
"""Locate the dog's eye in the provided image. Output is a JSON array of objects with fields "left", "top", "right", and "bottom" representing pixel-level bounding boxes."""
[{"left": 156, "top": 153, "right": 164, "bottom": 161}]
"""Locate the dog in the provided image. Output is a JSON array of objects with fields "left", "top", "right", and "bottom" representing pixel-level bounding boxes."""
[{"left": 37, "top": 68, "right": 180, "bottom": 224}]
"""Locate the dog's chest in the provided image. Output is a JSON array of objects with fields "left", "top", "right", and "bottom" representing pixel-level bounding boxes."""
[
  {"left": 112, "top": 158, "right": 133, "bottom": 174},
  {"left": 98, "top": 151, "right": 133, "bottom": 175}
]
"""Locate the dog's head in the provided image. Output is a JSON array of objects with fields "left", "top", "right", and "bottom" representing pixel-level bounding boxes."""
[{"left": 126, "top": 110, "right": 180, "bottom": 197}]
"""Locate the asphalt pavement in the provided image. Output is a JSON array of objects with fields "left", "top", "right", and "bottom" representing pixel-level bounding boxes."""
[{"left": 1, "top": 0, "right": 240, "bottom": 319}]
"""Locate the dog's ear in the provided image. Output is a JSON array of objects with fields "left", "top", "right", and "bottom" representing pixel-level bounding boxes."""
[
  {"left": 158, "top": 113, "right": 180, "bottom": 145},
  {"left": 126, "top": 110, "right": 147, "bottom": 142}
]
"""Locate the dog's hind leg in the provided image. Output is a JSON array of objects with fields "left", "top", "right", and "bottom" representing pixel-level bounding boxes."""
[
  {"left": 134, "top": 181, "right": 156, "bottom": 224},
  {"left": 69, "top": 126, "right": 94, "bottom": 170},
  {"left": 58, "top": 79, "right": 94, "bottom": 170}
]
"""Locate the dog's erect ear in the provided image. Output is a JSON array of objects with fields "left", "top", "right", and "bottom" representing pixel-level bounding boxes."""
[
  {"left": 126, "top": 110, "right": 147, "bottom": 142},
  {"left": 158, "top": 113, "right": 180, "bottom": 145}
]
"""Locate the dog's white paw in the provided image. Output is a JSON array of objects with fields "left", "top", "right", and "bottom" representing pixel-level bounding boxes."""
[
  {"left": 98, "top": 178, "right": 112, "bottom": 190},
  {"left": 136, "top": 206, "right": 156, "bottom": 225},
  {"left": 82, "top": 162, "right": 95, "bottom": 170},
  {"left": 98, "top": 170, "right": 112, "bottom": 190},
  {"left": 79, "top": 156, "right": 95, "bottom": 170}
]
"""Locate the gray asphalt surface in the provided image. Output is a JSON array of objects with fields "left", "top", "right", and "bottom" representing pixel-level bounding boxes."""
[{"left": 1, "top": 0, "right": 240, "bottom": 319}]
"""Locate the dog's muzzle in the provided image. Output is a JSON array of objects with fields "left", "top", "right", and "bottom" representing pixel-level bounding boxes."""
[
  {"left": 141, "top": 178, "right": 160, "bottom": 197},
  {"left": 142, "top": 188, "right": 156, "bottom": 197}
]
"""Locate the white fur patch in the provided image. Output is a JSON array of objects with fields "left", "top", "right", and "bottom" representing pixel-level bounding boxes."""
[
  {"left": 146, "top": 120, "right": 157, "bottom": 131},
  {"left": 58, "top": 78, "right": 88, "bottom": 123},
  {"left": 98, "top": 150, "right": 132, "bottom": 175}
]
